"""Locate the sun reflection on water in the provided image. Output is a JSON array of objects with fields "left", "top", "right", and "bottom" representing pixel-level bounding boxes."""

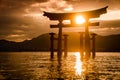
[{"left": 74, "top": 52, "right": 84, "bottom": 76}]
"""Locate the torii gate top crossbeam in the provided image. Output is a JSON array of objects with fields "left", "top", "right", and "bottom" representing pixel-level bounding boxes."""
[{"left": 43, "top": 6, "right": 108, "bottom": 20}]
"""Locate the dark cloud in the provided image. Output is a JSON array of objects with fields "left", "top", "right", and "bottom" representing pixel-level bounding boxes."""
[
  {"left": 0, "top": 0, "right": 51, "bottom": 41},
  {"left": 0, "top": 0, "right": 49, "bottom": 14},
  {"left": 0, "top": 14, "right": 49, "bottom": 41}
]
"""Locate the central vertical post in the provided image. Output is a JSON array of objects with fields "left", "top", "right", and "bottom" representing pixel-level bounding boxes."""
[
  {"left": 57, "top": 20, "right": 63, "bottom": 61},
  {"left": 85, "top": 18, "right": 90, "bottom": 60},
  {"left": 79, "top": 32, "right": 84, "bottom": 60}
]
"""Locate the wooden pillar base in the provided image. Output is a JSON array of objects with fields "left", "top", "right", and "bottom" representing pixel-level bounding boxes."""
[{"left": 49, "top": 33, "right": 55, "bottom": 60}]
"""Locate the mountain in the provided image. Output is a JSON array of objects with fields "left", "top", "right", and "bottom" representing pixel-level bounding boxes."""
[
  {"left": 0, "top": 33, "right": 120, "bottom": 52},
  {"left": 96, "top": 34, "right": 120, "bottom": 52},
  {"left": 0, "top": 33, "right": 50, "bottom": 51}
]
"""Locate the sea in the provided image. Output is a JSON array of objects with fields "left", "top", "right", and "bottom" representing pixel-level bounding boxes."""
[{"left": 0, "top": 52, "right": 120, "bottom": 80}]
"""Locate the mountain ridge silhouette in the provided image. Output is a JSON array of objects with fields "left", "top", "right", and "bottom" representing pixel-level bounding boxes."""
[{"left": 0, "top": 33, "right": 120, "bottom": 52}]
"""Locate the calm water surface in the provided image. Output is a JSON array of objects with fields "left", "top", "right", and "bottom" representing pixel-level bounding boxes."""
[{"left": 0, "top": 52, "right": 120, "bottom": 80}]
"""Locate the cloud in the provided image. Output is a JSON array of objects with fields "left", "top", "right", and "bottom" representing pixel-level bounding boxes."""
[
  {"left": 92, "top": 27, "right": 120, "bottom": 36},
  {"left": 0, "top": 0, "right": 74, "bottom": 41},
  {"left": 27, "top": 0, "right": 73, "bottom": 13},
  {"left": 100, "top": 20, "right": 120, "bottom": 28},
  {"left": 90, "top": 20, "right": 120, "bottom": 35},
  {"left": 0, "top": 14, "right": 50, "bottom": 41},
  {"left": 0, "top": 0, "right": 120, "bottom": 41},
  {"left": 0, "top": 0, "right": 51, "bottom": 41},
  {"left": 65, "top": 0, "right": 120, "bottom": 11}
]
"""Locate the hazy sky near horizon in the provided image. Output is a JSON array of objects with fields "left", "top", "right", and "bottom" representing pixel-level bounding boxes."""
[{"left": 0, "top": 0, "right": 120, "bottom": 42}]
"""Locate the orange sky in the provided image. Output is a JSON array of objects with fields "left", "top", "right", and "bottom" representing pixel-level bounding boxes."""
[{"left": 0, "top": 0, "right": 120, "bottom": 42}]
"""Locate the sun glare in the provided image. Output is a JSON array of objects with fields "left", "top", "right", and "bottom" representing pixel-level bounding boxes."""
[
  {"left": 74, "top": 52, "right": 83, "bottom": 76},
  {"left": 75, "top": 16, "right": 85, "bottom": 24}
]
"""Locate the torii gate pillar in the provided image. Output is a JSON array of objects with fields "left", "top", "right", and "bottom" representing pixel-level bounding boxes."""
[
  {"left": 91, "top": 33, "right": 97, "bottom": 59},
  {"left": 63, "top": 34, "right": 68, "bottom": 58},
  {"left": 85, "top": 18, "right": 91, "bottom": 60},
  {"left": 79, "top": 32, "right": 84, "bottom": 60},
  {"left": 49, "top": 32, "right": 55, "bottom": 59},
  {"left": 57, "top": 20, "right": 63, "bottom": 61}
]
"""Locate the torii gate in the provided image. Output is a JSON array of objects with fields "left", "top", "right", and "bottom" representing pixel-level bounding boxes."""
[{"left": 43, "top": 6, "right": 108, "bottom": 61}]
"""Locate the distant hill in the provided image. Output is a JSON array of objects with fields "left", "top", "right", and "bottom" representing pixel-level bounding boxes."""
[
  {"left": 0, "top": 33, "right": 50, "bottom": 51},
  {"left": 0, "top": 33, "right": 120, "bottom": 52},
  {"left": 96, "top": 34, "right": 120, "bottom": 52}
]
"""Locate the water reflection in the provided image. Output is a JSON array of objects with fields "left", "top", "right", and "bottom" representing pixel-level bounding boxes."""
[
  {"left": 1, "top": 52, "right": 120, "bottom": 79},
  {"left": 74, "top": 52, "right": 86, "bottom": 76}
]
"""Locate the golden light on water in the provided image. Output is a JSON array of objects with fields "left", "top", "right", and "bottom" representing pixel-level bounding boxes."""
[
  {"left": 75, "top": 16, "right": 85, "bottom": 24},
  {"left": 74, "top": 52, "right": 83, "bottom": 76}
]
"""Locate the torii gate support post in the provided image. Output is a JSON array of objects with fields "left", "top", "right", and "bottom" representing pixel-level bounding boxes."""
[
  {"left": 57, "top": 20, "right": 63, "bottom": 61},
  {"left": 85, "top": 18, "right": 91, "bottom": 60},
  {"left": 79, "top": 32, "right": 84, "bottom": 61},
  {"left": 49, "top": 32, "right": 55, "bottom": 59},
  {"left": 91, "top": 33, "right": 97, "bottom": 59},
  {"left": 63, "top": 34, "right": 68, "bottom": 58}
]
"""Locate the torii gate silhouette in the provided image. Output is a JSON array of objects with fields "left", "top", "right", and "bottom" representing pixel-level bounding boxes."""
[{"left": 43, "top": 6, "right": 108, "bottom": 61}]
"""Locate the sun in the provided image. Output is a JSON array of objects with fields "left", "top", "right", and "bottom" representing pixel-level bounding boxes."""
[{"left": 75, "top": 16, "right": 85, "bottom": 24}]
